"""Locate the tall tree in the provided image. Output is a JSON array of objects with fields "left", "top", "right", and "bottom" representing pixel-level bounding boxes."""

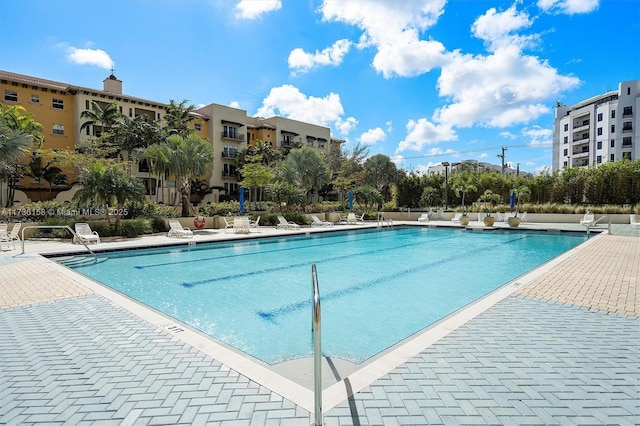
[
  {"left": 164, "top": 99, "right": 199, "bottom": 137},
  {"left": 141, "top": 134, "right": 213, "bottom": 216},
  {"left": 363, "top": 154, "right": 401, "bottom": 202},
  {"left": 279, "top": 146, "right": 330, "bottom": 203}
]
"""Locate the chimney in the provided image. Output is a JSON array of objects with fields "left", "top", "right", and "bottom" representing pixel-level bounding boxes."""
[{"left": 103, "top": 74, "right": 122, "bottom": 94}]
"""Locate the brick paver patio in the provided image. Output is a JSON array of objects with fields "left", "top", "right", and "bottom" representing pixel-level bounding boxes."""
[{"left": 1, "top": 227, "right": 638, "bottom": 425}]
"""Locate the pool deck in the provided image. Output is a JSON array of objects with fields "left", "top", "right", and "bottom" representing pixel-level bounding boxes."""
[{"left": 1, "top": 221, "right": 638, "bottom": 425}]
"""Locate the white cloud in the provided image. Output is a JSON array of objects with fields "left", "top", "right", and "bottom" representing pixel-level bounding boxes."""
[
  {"left": 229, "top": 101, "right": 240, "bottom": 108},
  {"left": 288, "top": 39, "right": 352, "bottom": 74},
  {"left": 255, "top": 84, "right": 357, "bottom": 136},
  {"left": 390, "top": 154, "right": 405, "bottom": 166},
  {"left": 537, "top": 0, "right": 599, "bottom": 15},
  {"left": 66, "top": 46, "right": 113, "bottom": 69},
  {"left": 235, "top": 0, "right": 281, "bottom": 19},
  {"left": 522, "top": 125, "right": 553, "bottom": 146},
  {"left": 471, "top": 4, "right": 538, "bottom": 52},
  {"left": 386, "top": 121, "right": 393, "bottom": 132},
  {"left": 319, "top": 0, "right": 448, "bottom": 78},
  {"left": 358, "top": 127, "right": 386, "bottom": 145},
  {"left": 434, "top": 44, "right": 580, "bottom": 128},
  {"left": 396, "top": 118, "right": 457, "bottom": 152}
]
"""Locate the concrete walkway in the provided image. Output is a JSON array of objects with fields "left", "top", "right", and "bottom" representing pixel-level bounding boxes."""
[{"left": 0, "top": 223, "right": 638, "bottom": 425}]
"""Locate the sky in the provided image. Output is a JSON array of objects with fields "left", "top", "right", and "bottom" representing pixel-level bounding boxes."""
[{"left": 1, "top": 0, "right": 638, "bottom": 174}]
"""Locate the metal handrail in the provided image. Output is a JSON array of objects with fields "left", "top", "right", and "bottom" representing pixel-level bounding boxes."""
[
  {"left": 377, "top": 212, "right": 393, "bottom": 227},
  {"left": 21, "top": 225, "right": 97, "bottom": 262},
  {"left": 585, "top": 215, "right": 610, "bottom": 236},
  {"left": 311, "top": 264, "right": 322, "bottom": 426}
]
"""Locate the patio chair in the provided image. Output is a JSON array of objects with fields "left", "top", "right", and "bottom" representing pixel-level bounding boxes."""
[
  {"left": 311, "top": 215, "right": 333, "bottom": 227},
  {"left": 451, "top": 212, "right": 462, "bottom": 223},
  {"left": 249, "top": 216, "right": 260, "bottom": 231},
  {"left": 4, "top": 223, "right": 21, "bottom": 249},
  {"left": 517, "top": 211, "right": 528, "bottom": 223},
  {"left": 417, "top": 213, "right": 430, "bottom": 222},
  {"left": 346, "top": 213, "right": 357, "bottom": 225},
  {"left": 277, "top": 215, "right": 300, "bottom": 230},
  {"left": 233, "top": 217, "right": 250, "bottom": 234},
  {"left": 167, "top": 220, "right": 194, "bottom": 238},
  {"left": 221, "top": 216, "right": 235, "bottom": 233},
  {"left": 0, "top": 223, "right": 9, "bottom": 250},
  {"left": 73, "top": 223, "right": 101, "bottom": 244},
  {"left": 580, "top": 211, "right": 596, "bottom": 227}
]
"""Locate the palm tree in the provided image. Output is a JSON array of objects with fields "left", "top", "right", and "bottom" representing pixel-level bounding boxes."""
[
  {"left": 452, "top": 173, "right": 478, "bottom": 214},
  {"left": 74, "top": 162, "right": 114, "bottom": 223},
  {"left": 141, "top": 134, "right": 214, "bottom": 216},
  {"left": 80, "top": 101, "right": 122, "bottom": 136},
  {"left": 279, "top": 146, "right": 330, "bottom": 203},
  {"left": 164, "top": 99, "right": 199, "bottom": 137}
]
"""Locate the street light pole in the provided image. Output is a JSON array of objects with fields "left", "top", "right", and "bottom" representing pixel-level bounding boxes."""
[{"left": 442, "top": 161, "right": 450, "bottom": 210}]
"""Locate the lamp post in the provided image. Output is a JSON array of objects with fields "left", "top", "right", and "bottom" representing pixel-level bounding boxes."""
[{"left": 442, "top": 161, "right": 450, "bottom": 210}]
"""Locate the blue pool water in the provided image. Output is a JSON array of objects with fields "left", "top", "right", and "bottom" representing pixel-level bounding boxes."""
[{"left": 61, "top": 227, "right": 585, "bottom": 364}]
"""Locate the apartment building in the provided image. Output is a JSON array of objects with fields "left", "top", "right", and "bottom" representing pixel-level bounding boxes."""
[
  {"left": 553, "top": 80, "right": 639, "bottom": 171},
  {"left": 1, "top": 69, "right": 339, "bottom": 204}
]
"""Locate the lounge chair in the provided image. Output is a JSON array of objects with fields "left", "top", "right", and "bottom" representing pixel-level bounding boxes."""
[
  {"left": 4, "top": 223, "right": 21, "bottom": 249},
  {"left": 451, "top": 213, "right": 462, "bottom": 223},
  {"left": 311, "top": 215, "right": 333, "bottom": 227},
  {"left": 346, "top": 213, "right": 357, "bottom": 224},
  {"left": 277, "top": 215, "right": 300, "bottom": 230},
  {"left": 221, "top": 216, "right": 234, "bottom": 233},
  {"left": 249, "top": 216, "right": 260, "bottom": 231},
  {"left": 355, "top": 213, "right": 365, "bottom": 224},
  {"left": 580, "top": 212, "right": 596, "bottom": 227},
  {"left": 233, "top": 217, "right": 250, "bottom": 234},
  {"left": 167, "top": 220, "right": 193, "bottom": 238},
  {"left": 0, "top": 223, "right": 9, "bottom": 250},
  {"left": 417, "top": 213, "right": 430, "bottom": 222},
  {"left": 517, "top": 211, "right": 527, "bottom": 223},
  {"left": 73, "top": 223, "right": 101, "bottom": 244}
]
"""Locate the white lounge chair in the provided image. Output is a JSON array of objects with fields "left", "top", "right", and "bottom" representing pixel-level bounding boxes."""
[
  {"left": 0, "top": 223, "right": 9, "bottom": 250},
  {"left": 277, "top": 215, "right": 300, "bottom": 229},
  {"left": 167, "top": 220, "right": 193, "bottom": 238},
  {"left": 4, "top": 223, "right": 21, "bottom": 249},
  {"left": 346, "top": 213, "right": 357, "bottom": 224},
  {"left": 417, "top": 213, "right": 430, "bottom": 222},
  {"left": 221, "top": 216, "right": 235, "bottom": 233},
  {"left": 311, "top": 215, "right": 333, "bottom": 227},
  {"left": 355, "top": 213, "right": 365, "bottom": 224},
  {"left": 233, "top": 217, "right": 250, "bottom": 234},
  {"left": 451, "top": 213, "right": 462, "bottom": 223},
  {"left": 580, "top": 212, "right": 595, "bottom": 227},
  {"left": 249, "top": 216, "right": 260, "bottom": 231},
  {"left": 517, "top": 211, "right": 527, "bottom": 223},
  {"left": 73, "top": 223, "right": 101, "bottom": 244}
]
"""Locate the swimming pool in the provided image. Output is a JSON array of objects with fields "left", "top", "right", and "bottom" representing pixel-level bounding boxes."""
[{"left": 60, "top": 227, "right": 585, "bottom": 364}]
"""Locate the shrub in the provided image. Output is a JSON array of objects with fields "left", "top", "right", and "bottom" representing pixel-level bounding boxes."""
[
  {"left": 151, "top": 218, "right": 169, "bottom": 233},
  {"left": 117, "top": 219, "right": 152, "bottom": 238}
]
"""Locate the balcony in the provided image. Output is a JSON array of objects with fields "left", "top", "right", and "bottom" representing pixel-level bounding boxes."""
[
  {"left": 622, "top": 123, "right": 633, "bottom": 133},
  {"left": 572, "top": 148, "right": 589, "bottom": 157},
  {"left": 281, "top": 139, "right": 301, "bottom": 148},
  {"left": 221, "top": 131, "right": 245, "bottom": 142},
  {"left": 222, "top": 150, "right": 239, "bottom": 159},
  {"left": 573, "top": 119, "right": 590, "bottom": 131},
  {"left": 623, "top": 107, "right": 633, "bottom": 117},
  {"left": 572, "top": 134, "right": 589, "bottom": 143},
  {"left": 221, "top": 171, "right": 238, "bottom": 179}
]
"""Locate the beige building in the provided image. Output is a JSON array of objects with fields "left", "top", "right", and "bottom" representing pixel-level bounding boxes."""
[{"left": 1, "top": 69, "right": 341, "bottom": 204}]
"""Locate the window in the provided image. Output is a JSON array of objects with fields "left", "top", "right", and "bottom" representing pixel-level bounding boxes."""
[
  {"left": 610, "top": 154, "right": 615, "bottom": 162},
  {"left": 628, "top": 87, "right": 631, "bottom": 95},
  {"left": 4, "top": 90, "right": 18, "bottom": 102},
  {"left": 194, "top": 123, "right": 201, "bottom": 132},
  {"left": 611, "top": 110, "right": 615, "bottom": 119},
  {"left": 31, "top": 94, "right": 40, "bottom": 104},
  {"left": 85, "top": 100, "right": 90, "bottom": 110},
  {"left": 611, "top": 125, "right": 615, "bottom": 133},
  {"left": 623, "top": 106, "right": 632, "bottom": 116},
  {"left": 53, "top": 124, "right": 64, "bottom": 135},
  {"left": 223, "top": 126, "right": 238, "bottom": 139},
  {"left": 563, "top": 136, "right": 568, "bottom": 144},
  {"left": 563, "top": 148, "right": 568, "bottom": 156},
  {"left": 563, "top": 123, "right": 568, "bottom": 131},
  {"left": 611, "top": 139, "right": 615, "bottom": 148},
  {"left": 597, "top": 113, "right": 603, "bottom": 122},
  {"left": 622, "top": 122, "right": 633, "bottom": 132},
  {"left": 563, "top": 161, "right": 568, "bottom": 167},
  {"left": 597, "top": 155, "right": 602, "bottom": 164},
  {"left": 597, "top": 127, "right": 602, "bottom": 136},
  {"left": 597, "top": 141, "right": 602, "bottom": 150},
  {"left": 623, "top": 137, "right": 632, "bottom": 147},
  {"left": 52, "top": 98, "right": 64, "bottom": 109}
]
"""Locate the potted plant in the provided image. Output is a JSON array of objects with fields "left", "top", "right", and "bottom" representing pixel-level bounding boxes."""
[
  {"left": 479, "top": 190, "right": 499, "bottom": 227},
  {"left": 508, "top": 186, "right": 531, "bottom": 227},
  {"left": 452, "top": 173, "right": 477, "bottom": 227}
]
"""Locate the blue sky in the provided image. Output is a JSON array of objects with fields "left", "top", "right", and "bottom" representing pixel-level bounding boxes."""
[{"left": 1, "top": 0, "right": 638, "bottom": 173}]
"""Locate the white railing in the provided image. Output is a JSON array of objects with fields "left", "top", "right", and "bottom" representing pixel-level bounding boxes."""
[{"left": 311, "top": 264, "right": 322, "bottom": 426}]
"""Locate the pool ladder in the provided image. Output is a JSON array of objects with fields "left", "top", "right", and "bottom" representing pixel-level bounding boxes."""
[
  {"left": 377, "top": 212, "right": 393, "bottom": 227},
  {"left": 311, "top": 264, "right": 322, "bottom": 426},
  {"left": 20, "top": 225, "right": 97, "bottom": 262}
]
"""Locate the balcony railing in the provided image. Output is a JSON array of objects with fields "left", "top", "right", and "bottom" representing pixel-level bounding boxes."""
[
  {"left": 281, "top": 139, "right": 301, "bottom": 148},
  {"left": 222, "top": 151, "right": 239, "bottom": 158},
  {"left": 221, "top": 131, "right": 245, "bottom": 141},
  {"left": 222, "top": 171, "right": 238, "bottom": 178}
]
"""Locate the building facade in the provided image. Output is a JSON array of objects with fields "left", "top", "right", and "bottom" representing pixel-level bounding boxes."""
[
  {"left": 553, "top": 80, "right": 639, "bottom": 171},
  {"left": 1, "top": 70, "right": 339, "bottom": 204}
]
